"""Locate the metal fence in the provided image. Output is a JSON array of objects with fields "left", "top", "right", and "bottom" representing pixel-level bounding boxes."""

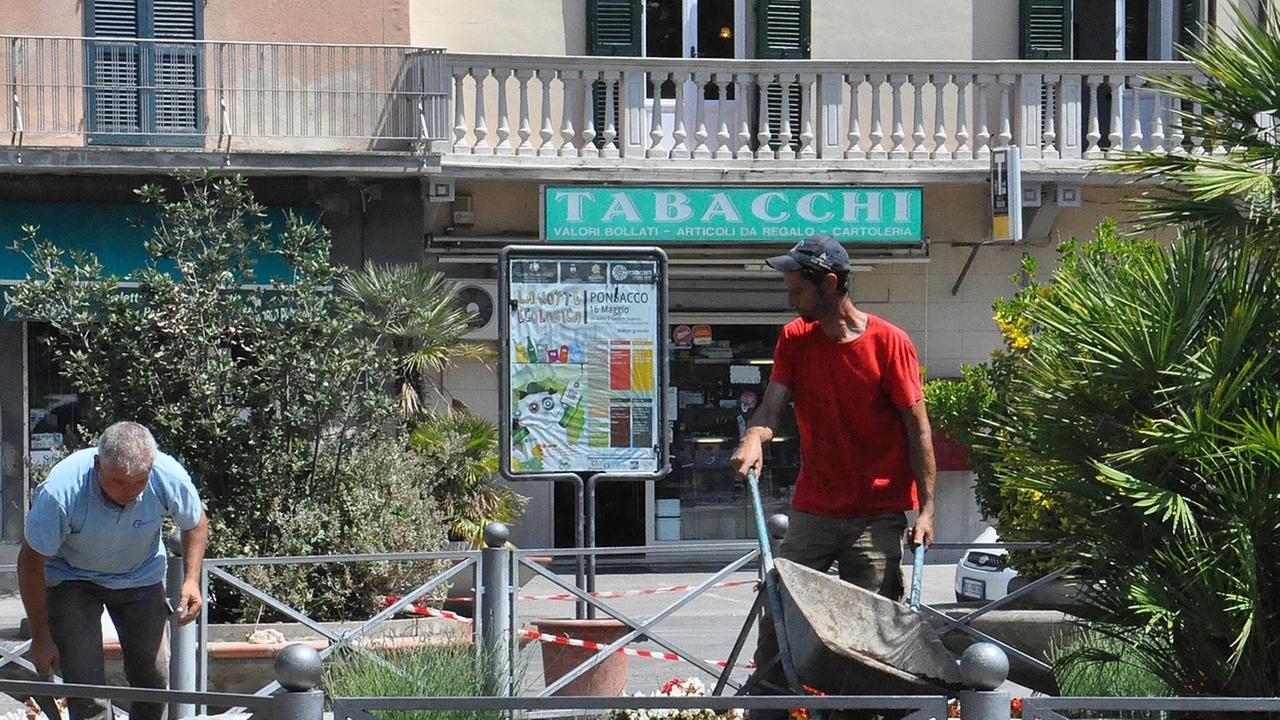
[
  {"left": 0, "top": 537, "right": 1054, "bottom": 701},
  {"left": 3, "top": 36, "right": 450, "bottom": 153},
  {"left": 3, "top": 541, "right": 1280, "bottom": 720}
]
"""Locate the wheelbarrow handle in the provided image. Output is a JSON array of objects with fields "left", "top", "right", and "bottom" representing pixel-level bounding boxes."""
[
  {"left": 746, "top": 469, "right": 775, "bottom": 573},
  {"left": 910, "top": 542, "right": 925, "bottom": 611}
]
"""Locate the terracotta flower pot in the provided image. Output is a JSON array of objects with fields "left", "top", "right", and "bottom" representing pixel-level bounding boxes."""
[{"left": 531, "top": 617, "right": 630, "bottom": 696}]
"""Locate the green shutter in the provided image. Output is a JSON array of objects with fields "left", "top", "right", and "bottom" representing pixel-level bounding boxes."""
[
  {"left": 755, "top": 0, "right": 808, "bottom": 152},
  {"left": 756, "top": 0, "right": 810, "bottom": 60},
  {"left": 1177, "top": 0, "right": 1203, "bottom": 55},
  {"left": 87, "top": 0, "right": 201, "bottom": 145},
  {"left": 88, "top": 0, "right": 139, "bottom": 37},
  {"left": 587, "top": 0, "right": 641, "bottom": 57},
  {"left": 1020, "top": 0, "right": 1073, "bottom": 59},
  {"left": 153, "top": 0, "right": 199, "bottom": 39}
]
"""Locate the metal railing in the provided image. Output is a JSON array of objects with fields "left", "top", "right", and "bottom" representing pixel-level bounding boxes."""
[
  {"left": 2, "top": 36, "right": 449, "bottom": 154},
  {"left": 6, "top": 540, "right": 1280, "bottom": 720},
  {"left": 0, "top": 537, "right": 1060, "bottom": 701}
]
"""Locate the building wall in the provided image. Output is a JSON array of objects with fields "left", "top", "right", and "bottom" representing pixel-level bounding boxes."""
[
  {"left": 411, "top": 0, "right": 583, "bottom": 53},
  {"left": 812, "top": 0, "right": 1019, "bottom": 60},
  {"left": 207, "top": 0, "right": 411, "bottom": 43},
  {"left": 2, "top": 0, "right": 411, "bottom": 42}
]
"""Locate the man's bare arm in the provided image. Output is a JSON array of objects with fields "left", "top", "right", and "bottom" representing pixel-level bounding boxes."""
[
  {"left": 176, "top": 511, "right": 209, "bottom": 625},
  {"left": 900, "top": 399, "right": 937, "bottom": 547},
  {"left": 730, "top": 381, "right": 793, "bottom": 480},
  {"left": 18, "top": 541, "right": 58, "bottom": 675}
]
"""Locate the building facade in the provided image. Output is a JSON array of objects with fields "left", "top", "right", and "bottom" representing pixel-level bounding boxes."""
[{"left": 2, "top": 0, "right": 1268, "bottom": 553}]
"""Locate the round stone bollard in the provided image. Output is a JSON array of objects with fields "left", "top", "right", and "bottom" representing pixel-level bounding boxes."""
[
  {"left": 766, "top": 513, "right": 789, "bottom": 540},
  {"left": 273, "top": 643, "right": 325, "bottom": 720},
  {"left": 957, "top": 643, "right": 1010, "bottom": 720}
]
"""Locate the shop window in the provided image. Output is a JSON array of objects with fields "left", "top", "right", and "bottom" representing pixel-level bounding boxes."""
[
  {"left": 28, "top": 324, "right": 92, "bottom": 462},
  {"left": 661, "top": 323, "right": 798, "bottom": 542}
]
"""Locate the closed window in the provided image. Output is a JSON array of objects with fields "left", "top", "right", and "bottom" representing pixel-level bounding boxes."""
[{"left": 87, "top": 0, "right": 202, "bottom": 146}]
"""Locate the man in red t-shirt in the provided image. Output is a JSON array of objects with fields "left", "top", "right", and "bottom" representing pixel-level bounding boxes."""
[{"left": 730, "top": 234, "right": 937, "bottom": 710}]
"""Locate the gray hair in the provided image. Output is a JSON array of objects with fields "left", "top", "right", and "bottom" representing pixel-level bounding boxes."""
[{"left": 98, "top": 422, "right": 158, "bottom": 475}]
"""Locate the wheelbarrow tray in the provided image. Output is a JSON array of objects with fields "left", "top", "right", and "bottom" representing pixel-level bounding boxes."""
[{"left": 775, "top": 558, "right": 963, "bottom": 695}]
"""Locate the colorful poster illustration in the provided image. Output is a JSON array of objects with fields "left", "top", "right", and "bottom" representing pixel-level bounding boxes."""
[{"left": 507, "top": 257, "right": 662, "bottom": 475}]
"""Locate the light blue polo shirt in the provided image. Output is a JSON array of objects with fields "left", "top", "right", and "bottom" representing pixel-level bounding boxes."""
[{"left": 25, "top": 447, "right": 204, "bottom": 589}]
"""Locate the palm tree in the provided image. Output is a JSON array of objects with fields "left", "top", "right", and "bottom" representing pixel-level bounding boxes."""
[
  {"left": 976, "top": 226, "right": 1280, "bottom": 696},
  {"left": 410, "top": 410, "right": 529, "bottom": 545},
  {"left": 338, "top": 263, "right": 492, "bottom": 418},
  {"left": 1109, "top": 7, "right": 1280, "bottom": 252},
  {"left": 976, "top": 10, "right": 1280, "bottom": 694}
]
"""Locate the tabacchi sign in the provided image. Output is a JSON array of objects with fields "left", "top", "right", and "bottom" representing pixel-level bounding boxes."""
[{"left": 542, "top": 186, "right": 923, "bottom": 243}]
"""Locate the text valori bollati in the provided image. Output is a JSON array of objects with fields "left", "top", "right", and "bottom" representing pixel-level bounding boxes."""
[
  {"left": 542, "top": 185, "right": 924, "bottom": 243},
  {"left": 513, "top": 286, "right": 653, "bottom": 324}
]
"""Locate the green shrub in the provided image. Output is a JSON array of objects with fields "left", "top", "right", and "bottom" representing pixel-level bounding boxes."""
[
  {"left": 410, "top": 411, "right": 528, "bottom": 545},
  {"left": 212, "top": 436, "right": 451, "bottom": 622},
  {"left": 1051, "top": 629, "right": 1174, "bottom": 699},
  {"left": 324, "top": 642, "right": 504, "bottom": 720}
]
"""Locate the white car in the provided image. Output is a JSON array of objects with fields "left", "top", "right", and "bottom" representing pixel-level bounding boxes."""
[{"left": 953, "top": 526, "right": 1018, "bottom": 602}]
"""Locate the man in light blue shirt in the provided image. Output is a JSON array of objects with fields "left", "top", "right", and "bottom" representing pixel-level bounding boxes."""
[{"left": 19, "top": 422, "right": 208, "bottom": 720}]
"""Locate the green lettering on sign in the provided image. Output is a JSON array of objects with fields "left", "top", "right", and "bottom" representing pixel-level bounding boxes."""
[{"left": 542, "top": 186, "right": 923, "bottom": 243}]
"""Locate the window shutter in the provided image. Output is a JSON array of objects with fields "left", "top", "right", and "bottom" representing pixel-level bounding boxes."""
[
  {"left": 88, "top": 0, "right": 142, "bottom": 136},
  {"left": 151, "top": 0, "right": 201, "bottom": 134},
  {"left": 1177, "top": 0, "right": 1203, "bottom": 55},
  {"left": 1020, "top": 0, "right": 1073, "bottom": 59},
  {"left": 587, "top": 0, "right": 641, "bottom": 57},
  {"left": 87, "top": 0, "right": 201, "bottom": 144},
  {"left": 756, "top": 0, "right": 810, "bottom": 60},
  {"left": 88, "top": 0, "right": 139, "bottom": 37},
  {"left": 152, "top": 0, "right": 199, "bottom": 39},
  {"left": 755, "top": 0, "right": 808, "bottom": 152}
]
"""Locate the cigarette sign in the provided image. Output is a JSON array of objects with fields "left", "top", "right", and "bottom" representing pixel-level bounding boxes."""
[{"left": 542, "top": 186, "right": 923, "bottom": 243}]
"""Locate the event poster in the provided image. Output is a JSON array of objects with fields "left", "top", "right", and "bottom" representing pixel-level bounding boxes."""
[{"left": 506, "top": 256, "right": 662, "bottom": 475}]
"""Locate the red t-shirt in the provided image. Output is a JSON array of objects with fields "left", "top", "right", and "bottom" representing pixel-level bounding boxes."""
[{"left": 770, "top": 314, "right": 924, "bottom": 517}]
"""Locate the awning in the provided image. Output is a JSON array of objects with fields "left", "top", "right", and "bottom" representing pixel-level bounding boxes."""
[{"left": 0, "top": 200, "right": 318, "bottom": 285}]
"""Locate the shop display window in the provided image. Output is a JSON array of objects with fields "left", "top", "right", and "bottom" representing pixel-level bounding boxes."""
[
  {"left": 28, "top": 323, "right": 90, "bottom": 463},
  {"left": 660, "top": 323, "right": 798, "bottom": 541}
]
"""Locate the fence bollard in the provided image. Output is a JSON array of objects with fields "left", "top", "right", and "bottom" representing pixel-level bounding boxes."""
[
  {"left": 958, "top": 642, "right": 1010, "bottom": 720},
  {"left": 479, "top": 522, "right": 513, "bottom": 696},
  {"left": 165, "top": 531, "right": 197, "bottom": 720},
  {"left": 272, "top": 644, "right": 325, "bottom": 720},
  {"left": 766, "top": 513, "right": 789, "bottom": 555}
]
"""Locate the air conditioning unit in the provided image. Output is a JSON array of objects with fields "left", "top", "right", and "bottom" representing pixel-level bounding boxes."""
[{"left": 451, "top": 280, "right": 499, "bottom": 341}]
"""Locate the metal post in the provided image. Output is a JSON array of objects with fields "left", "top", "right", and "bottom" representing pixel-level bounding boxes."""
[
  {"left": 585, "top": 474, "right": 599, "bottom": 618},
  {"left": 165, "top": 532, "right": 196, "bottom": 720},
  {"left": 271, "top": 644, "right": 325, "bottom": 720},
  {"left": 479, "top": 522, "right": 513, "bottom": 696},
  {"left": 958, "top": 642, "right": 1011, "bottom": 720}
]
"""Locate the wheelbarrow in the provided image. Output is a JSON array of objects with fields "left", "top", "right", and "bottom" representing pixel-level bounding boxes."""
[{"left": 745, "top": 470, "right": 963, "bottom": 698}]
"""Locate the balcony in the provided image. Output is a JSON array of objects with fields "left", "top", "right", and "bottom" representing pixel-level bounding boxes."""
[{"left": 3, "top": 36, "right": 1200, "bottom": 181}]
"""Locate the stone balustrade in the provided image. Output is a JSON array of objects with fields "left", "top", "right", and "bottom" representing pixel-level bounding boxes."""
[{"left": 446, "top": 55, "right": 1202, "bottom": 167}]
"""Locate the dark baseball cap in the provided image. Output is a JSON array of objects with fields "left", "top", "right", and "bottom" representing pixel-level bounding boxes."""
[{"left": 765, "top": 234, "right": 850, "bottom": 274}]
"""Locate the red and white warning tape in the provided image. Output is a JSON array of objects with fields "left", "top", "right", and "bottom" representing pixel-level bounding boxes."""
[
  {"left": 384, "top": 597, "right": 754, "bottom": 669},
  {"left": 519, "top": 579, "right": 757, "bottom": 602},
  {"left": 516, "top": 625, "right": 754, "bottom": 668}
]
